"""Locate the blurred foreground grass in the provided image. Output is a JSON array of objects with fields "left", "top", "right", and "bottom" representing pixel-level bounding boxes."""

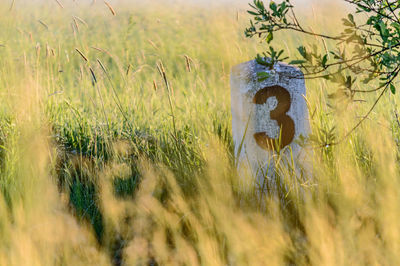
[{"left": 1, "top": 0, "right": 400, "bottom": 265}]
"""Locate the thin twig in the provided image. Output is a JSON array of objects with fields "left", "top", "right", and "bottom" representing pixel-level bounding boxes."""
[
  {"left": 386, "top": 0, "right": 399, "bottom": 22},
  {"left": 324, "top": 67, "right": 400, "bottom": 147}
]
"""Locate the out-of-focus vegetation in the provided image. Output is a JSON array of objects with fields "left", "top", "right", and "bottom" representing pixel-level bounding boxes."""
[{"left": 1, "top": 0, "right": 400, "bottom": 265}]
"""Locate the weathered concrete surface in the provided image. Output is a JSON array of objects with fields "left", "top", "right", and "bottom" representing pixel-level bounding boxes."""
[{"left": 230, "top": 59, "right": 310, "bottom": 189}]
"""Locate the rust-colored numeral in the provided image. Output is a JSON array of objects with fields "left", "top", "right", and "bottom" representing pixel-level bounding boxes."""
[{"left": 253, "top": 85, "right": 295, "bottom": 150}]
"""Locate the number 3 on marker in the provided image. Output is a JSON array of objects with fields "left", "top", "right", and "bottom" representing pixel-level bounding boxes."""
[{"left": 253, "top": 85, "right": 295, "bottom": 151}]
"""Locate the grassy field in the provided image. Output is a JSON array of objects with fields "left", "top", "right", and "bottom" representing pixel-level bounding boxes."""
[{"left": 1, "top": 0, "right": 400, "bottom": 265}]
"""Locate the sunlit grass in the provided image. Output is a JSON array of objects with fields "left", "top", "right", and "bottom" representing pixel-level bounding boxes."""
[{"left": 0, "top": 0, "right": 400, "bottom": 265}]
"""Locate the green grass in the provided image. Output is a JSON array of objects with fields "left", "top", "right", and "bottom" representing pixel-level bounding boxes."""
[{"left": 1, "top": 0, "right": 400, "bottom": 265}]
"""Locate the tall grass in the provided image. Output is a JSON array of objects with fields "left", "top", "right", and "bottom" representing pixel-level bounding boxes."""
[{"left": 1, "top": 0, "right": 400, "bottom": 265}]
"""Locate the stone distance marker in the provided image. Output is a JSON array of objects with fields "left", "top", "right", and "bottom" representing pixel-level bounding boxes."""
[{"left": 230, "top": 59, "right": 310, "bottom": 188}]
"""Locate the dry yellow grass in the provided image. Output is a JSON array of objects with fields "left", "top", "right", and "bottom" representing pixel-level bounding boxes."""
[{"left": 0, "top": 0, "right": 399, "bottom": 265}]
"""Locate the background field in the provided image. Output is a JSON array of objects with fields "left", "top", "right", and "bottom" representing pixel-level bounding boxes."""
[{"left": 1, "top": 0, "right": 400, "bottom": 265}]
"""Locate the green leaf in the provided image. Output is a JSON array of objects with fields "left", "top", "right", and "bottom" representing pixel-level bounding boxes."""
[
  {"left": 257, "top": 71, "right": 270, "bottom": 82},
  {"left": 390, "top": 83, "right": 396, "bottom": 94},
  {"left": 297, "top": 46, "right": 307, "bottom": 59},
  {"left": 269, "top": 1, "right": 277, "bottom": 12},
  {"left": 255, "top": 54, "right": 269, "bottom": 67},
  {"left": 266, "top": 31, "right": 273, "bottom": 43},
  {"left": 392, "top": 22, "right": 400, "bottom": 33},
  {"left": 357, "top": 4, "right": 371, "bottom": 12},
  {"left": 345, "top": 76, "right": 352, "bottom": 88},
  {"left": 342, "top": 18, "right": 353, "bottom": 27},
  {"left": 247, "top": 11, "right": 259, "bottom": 16},
  {"left": 289, "top": 60, "right": 306, "bottom": 65},
  {"left": 346, "top": 33, "right": 364, "bottom": 44},
  {"left": 277, "top": 49, "right": 284, "bottom": 58},
  {"left": 348, "top": 14, "right": 355, "bottom": 25},
  {"left": 377, "top": 21, "right": 389, "bottom": 41},
  {"left": 280, "top": 2, "right": 287, "bottom": 13},
  {"left": 344, "top": 28, "right": 354, "bottom": 34},
  {"left": 255, "top": 0, "right": 265, "bottom": 10},
  {"left": 322, "top": 54, "right": 328, "bottom": 68}
]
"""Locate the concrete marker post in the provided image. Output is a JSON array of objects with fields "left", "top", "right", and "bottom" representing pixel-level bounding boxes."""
[{"left": 230, "top": 59, "right": 310, "bottom": 193}]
